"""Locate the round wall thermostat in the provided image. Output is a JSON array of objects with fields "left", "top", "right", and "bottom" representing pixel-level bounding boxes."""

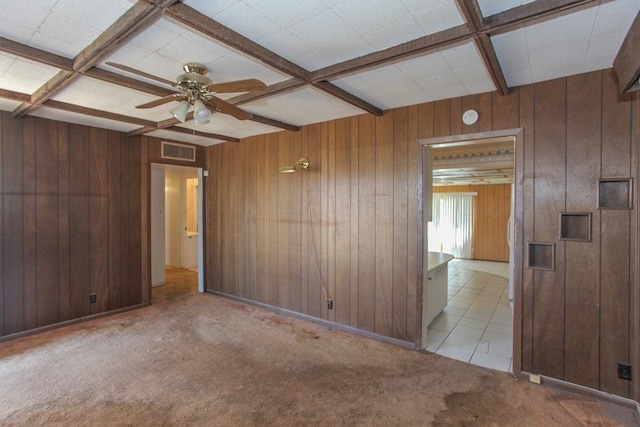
[{"left": 462, "top": 109, "right": 479, "bottom": 125}]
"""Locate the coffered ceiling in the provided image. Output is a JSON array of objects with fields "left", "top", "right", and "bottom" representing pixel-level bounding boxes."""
[{"left": 0, "top": 0, "right": 638, "bottom": 147}]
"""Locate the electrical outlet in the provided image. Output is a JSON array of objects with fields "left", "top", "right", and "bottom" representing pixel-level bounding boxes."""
[
  {"left": 327, "top": 299, "right": 333, "bottom": 310},
  {"left": 617, "top": 363, "right": 632, "bottom": 381},
  {"left": 89, "top": 293, "right": 97, "bottom": 304}
]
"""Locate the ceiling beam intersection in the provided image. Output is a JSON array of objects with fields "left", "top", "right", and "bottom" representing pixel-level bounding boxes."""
[
  {"left": 12, "top": 0, "right": 179, "bottom": 118},
  {"left": 165, "top": 2, "right": 384, "bottom": 116}
]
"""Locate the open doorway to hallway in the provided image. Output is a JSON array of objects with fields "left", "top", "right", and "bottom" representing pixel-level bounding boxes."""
[
  {"left": 422, "top": 135, "right": 516, "bottom": 373},
  {"left": 150, "top": 163, "right": 204, "bottom": 299}
]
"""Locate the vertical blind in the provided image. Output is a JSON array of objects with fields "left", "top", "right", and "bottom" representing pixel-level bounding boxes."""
[{"left": 428, "top": 193, "right": 474, "bottom": 258}]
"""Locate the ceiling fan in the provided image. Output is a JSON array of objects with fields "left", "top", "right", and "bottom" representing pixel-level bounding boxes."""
[{"left": 106, "top": 62, "right": 266, "bottom": 123}]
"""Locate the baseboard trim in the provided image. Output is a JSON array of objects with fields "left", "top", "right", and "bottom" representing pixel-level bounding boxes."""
[
  {"left": 0, "top": 303, "right": 150, "bottom": 343},
  {"left": 208, "top": 290, "right": 417, "bottom": 350},
  {"left": 518, "top": 371, "right": 639, "bottom": 414}
]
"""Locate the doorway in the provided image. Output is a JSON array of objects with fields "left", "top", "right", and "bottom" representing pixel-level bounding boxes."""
[
  {"left": 150, "top": 163, "right": 204, "bottom": 296},
  {"left": 420, "top": 129, "right": 523, "bottom": 374}
]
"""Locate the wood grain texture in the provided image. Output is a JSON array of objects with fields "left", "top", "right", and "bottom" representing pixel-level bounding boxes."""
[
  {"left": 532, "top": 78, "right": 566, "bottom": 379},
  {"left": 564, "top": 72, "right": 601, "bottom": 389},
  {"left": 0, "top": 113, "right": 146, "bottom": 338},
  {"left": 600, "top": 71, "right": 633, "bottom": 398},
  {"left": 203, "top": 70, "right": 637, "bottom": 401}
]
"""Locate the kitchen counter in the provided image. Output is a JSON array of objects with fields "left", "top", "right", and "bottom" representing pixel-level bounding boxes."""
[{"left": 424, "top": 252, "right": 455, "bottom": 327}]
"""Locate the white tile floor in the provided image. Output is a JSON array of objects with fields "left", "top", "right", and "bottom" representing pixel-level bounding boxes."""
[{"left": 426, "top": 259, "right": 513, "bottom": 373}]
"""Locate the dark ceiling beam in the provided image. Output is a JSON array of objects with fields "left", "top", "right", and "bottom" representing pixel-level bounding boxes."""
[
  {"left": 474, "top": 35, "right": 509, "bottom": 96},
  {"left": 12, "top": 70, "right": 77, "bottom": 117},
  {"left": 83, "top": 67, "right": 176, "bottom": 97},
  {"left": 456, "top": 0, "right": 484, "bottom": 32},
  {"left": 311, "top": 0, "right": 600, "bottom": 83},
  {"left": 128, "top": 106, "right": 300, "bottom": 135},
  {"left": 613, "top": 9, "right": 640, "bottom": 93},
  {"left": 312, "top": 81, "right": 383, "bottom": 116},
  {"left": 228, "top": 78, "right": 308, "bottom": 106},
  {"left": 481, "top": 0, "right": 599, "bottom": 34},
  {"left": 167, "top": 125, "right": 240, "bottom": 143},
  {"left": 165, "top": 3, "right": 310, "bottom": 81},
  {"left": 166, "top": 2, "right": 383, "bottom": 116},
  {"left": 12, "top": 0, "right": 177, "bottom": 118},
  {"left": 43, "top": 99, "right": 156, "bottom": 127},
  {"left": 0, "top": 88, "right": 31, "bottom": 103},
  {"left": 249, "top": 114, "right": 300, "bottom": 132},
  {"left": 0, "top": 36, "right": 73, "bottom": 70},
  {"left": 456, "top": 0, "right": 509, "bottom": 96},
  {"left": 311, "top": 25, "right": 470, "bottom": 82}
]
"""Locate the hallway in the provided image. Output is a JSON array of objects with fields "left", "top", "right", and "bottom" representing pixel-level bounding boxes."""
[{"left": 426, "top": 259, "right": 513, "bottom": 372}]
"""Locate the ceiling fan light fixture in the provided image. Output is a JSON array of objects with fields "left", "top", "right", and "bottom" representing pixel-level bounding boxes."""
[
  {"left": 170, "top": 101, "right": 189, "bottom": 122},
  {"left": 193, "top": 99, "right": 211, "bottom": 124}
]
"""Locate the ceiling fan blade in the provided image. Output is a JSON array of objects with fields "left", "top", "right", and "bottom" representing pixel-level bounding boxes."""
[
  {"left": 106, "top": 62, "right": 176, "bottom": 87},
  {"left": 136, "top": 93, "right": 185, "bottom": 109},
  {"left": 207, "top": 78, "right": 266, "bottom": 93},
  {"left": 204, "top": 96, "right": 253, "bottom": 120}
]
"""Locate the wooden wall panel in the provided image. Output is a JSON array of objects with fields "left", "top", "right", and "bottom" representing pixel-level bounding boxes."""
[
  {"left": 0, "top": 113, "right": 145, "bottom": 339},
  {"left": 564, "top": 72, "right": 602, "bottom": 389},
  {"left": 532, "top": 78, "right": 567, "bottom": 379},
  {"left": 108, "top": 134, "right": 122, "bottom": 310},
  {"left": 2, "top": 114, "right": 23, "bottom": 334},
  {"left": 600, "top": 70, "right": 633, "bottom": 397},
  {"left": 204, "top": 69, "right": 638, "bottom": 401},
  {"left": 89, "top": 128, "right": 109, "bottom": 314},
  {"left": 334, "top": 118, "right": 351, "bottom": 325},
  {"left": 35, "top": 119, "right": 60, "bottom": 327},
  {"left": 393, "top": 108, "right": 409, "bottom": 339},
  {"left": 57, "top": 123, "right": 70, "bottom": 322},
  {"left": 519, "top": 84, "right": 535, "bottom": 373},
  {"left": 23, "top": 117, "right": 37, "bottom": 331},
  {"left": 357, "top": 114, "right": 376, "bottom": 332},
  {"left": 374, "top": 112, "right": 394, "bottom": 337}
]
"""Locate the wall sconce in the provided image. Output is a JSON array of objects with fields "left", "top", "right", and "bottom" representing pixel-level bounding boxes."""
[{"left": 278, "top": 157, "right": 310, "bottom": 173}]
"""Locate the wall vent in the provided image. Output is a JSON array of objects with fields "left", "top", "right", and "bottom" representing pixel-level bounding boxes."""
[{"left": 161, "top": 141, "right": 196, "bottom": 162}]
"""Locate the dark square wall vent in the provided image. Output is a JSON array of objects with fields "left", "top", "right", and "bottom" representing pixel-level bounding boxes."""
[{"left": 161, "top": 141, "right": 196, "bottom": 162}]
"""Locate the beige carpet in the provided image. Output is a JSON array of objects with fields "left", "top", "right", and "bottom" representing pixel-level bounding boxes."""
[{"left": 0, "top": 269, "right": 637, "bottom": 426}]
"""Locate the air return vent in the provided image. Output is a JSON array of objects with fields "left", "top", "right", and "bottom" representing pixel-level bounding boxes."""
[{"left": 161, "top": 141, "right": 195, "bottom": 162}]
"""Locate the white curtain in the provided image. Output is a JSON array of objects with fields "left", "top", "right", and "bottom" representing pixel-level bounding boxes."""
[{"left": 428, "top": 193, "right": 473, "bottom": 258}]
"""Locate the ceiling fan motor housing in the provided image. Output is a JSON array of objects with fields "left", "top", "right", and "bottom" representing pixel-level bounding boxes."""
[{"left": 176, "top": 63, "right": 214, "bottom": 101}]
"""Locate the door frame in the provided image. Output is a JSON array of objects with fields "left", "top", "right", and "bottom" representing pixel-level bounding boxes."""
[
  {"left": 418, "top": 128, "right": 524, "bottom": 376},
  {"left": 149, "top": 163, "right": 204, "bottom": 294}
]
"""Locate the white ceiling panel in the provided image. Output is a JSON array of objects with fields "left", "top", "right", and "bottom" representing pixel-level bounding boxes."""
[
  {"left": 331, "top": 42, "right": 495, "bottom": 109},
  {"left": 184, "top": 0, "right": 464, "bottom": 70},
  {"left": 243, "top": 87, "right": 364, "bottom": 126},
  {"left": 0, "top": 0, "right": 134, "bottom": 58},
  {"left": 178, "top": 112, "right": 283, "bottom": 139},
  {"left": 0, "top": 53, "right": 62, "bottom": 94},
  {"left": 494, "top": 0, "right": 640, "bottom": 87},
  {"left": 0, "top": 98, "right": 23, "bottom": 112}
]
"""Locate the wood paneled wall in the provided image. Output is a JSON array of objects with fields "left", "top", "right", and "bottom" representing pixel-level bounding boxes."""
[
  {"left": 434, "top": 184, "right": 511, "bottom": 261},
  {"left": 0, "top": 113, "right": 146, "bottom": 338},
  {"left": 206, "top": 69, "right": 638, "bottom": 401}
]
